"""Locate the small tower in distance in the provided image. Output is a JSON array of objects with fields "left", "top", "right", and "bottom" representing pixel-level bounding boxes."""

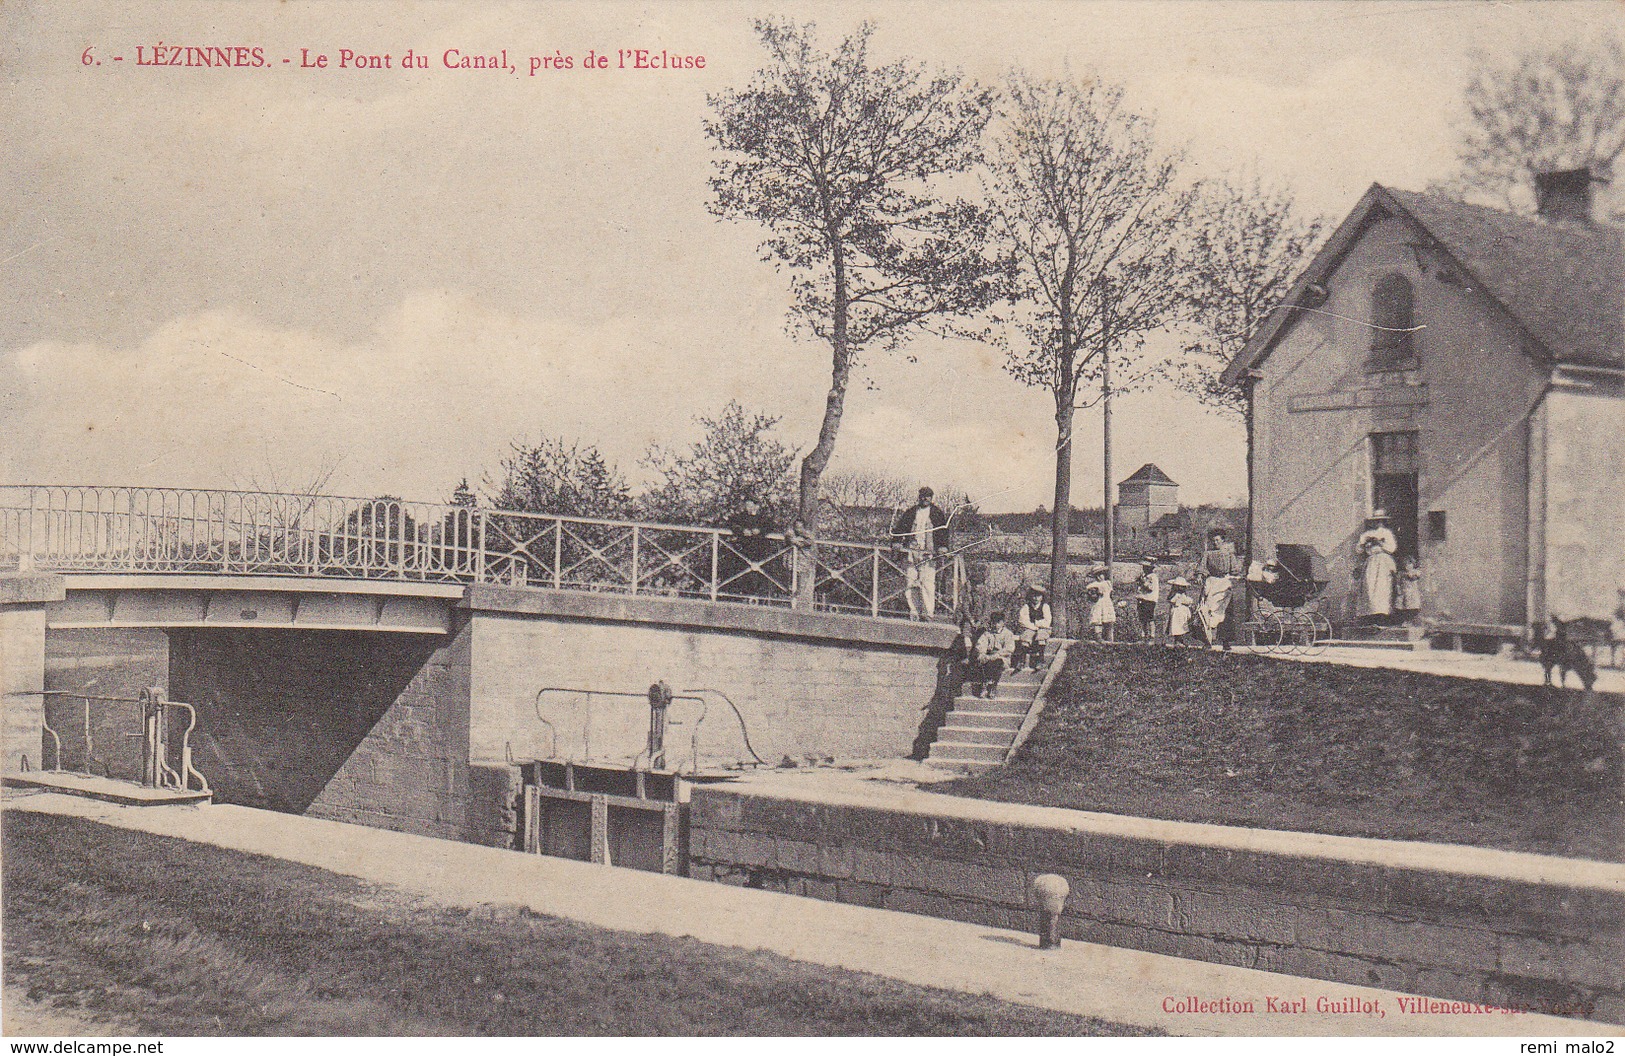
[{"left": 1117, "top": 463, "right": 1179, "bottom": 533}]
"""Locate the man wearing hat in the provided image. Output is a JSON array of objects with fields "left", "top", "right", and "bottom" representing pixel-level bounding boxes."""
[
  {"left": 1135, "top": 559, "right": 1161, "bottom": 641},
  {"left": 1013, "top": 584, "right": 1053, "bottom": 672},
  {"left": 890, "top": 486, "right": 951, "bottom": 620},
  {"left": 1357, "top": 510, "right": 1399, "bottom": 621}
]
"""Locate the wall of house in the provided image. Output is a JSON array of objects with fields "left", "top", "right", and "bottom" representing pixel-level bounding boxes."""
[
  {"left": 1253, "top": 211, "right": 1546, "bottom": 627},
  {"left": 1540, "top": 380, "right": 1625, "bottom": 621}
]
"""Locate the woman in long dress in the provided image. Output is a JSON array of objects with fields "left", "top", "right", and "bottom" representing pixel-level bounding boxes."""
[{"left": 1357, "top": 511, "right": 1398, "bottom": 619}]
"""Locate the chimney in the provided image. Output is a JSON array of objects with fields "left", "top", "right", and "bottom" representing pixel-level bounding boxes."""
[{"left": 1534, "top": 167, "right": 1597, "bottom": 224}]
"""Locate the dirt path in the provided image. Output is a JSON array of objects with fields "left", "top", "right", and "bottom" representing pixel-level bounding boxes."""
[{"left": 3, "top": 985, "right": 133, "bottom": 1037}]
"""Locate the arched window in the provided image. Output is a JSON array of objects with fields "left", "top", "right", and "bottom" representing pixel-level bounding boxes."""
[{"left": 1369, "top": 273, "right": 1416, "bottom": 369}]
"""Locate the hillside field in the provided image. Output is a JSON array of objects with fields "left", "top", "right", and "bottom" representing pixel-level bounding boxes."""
[{"left": 940, "top": 645, "right": 1624, "bottom": 862}]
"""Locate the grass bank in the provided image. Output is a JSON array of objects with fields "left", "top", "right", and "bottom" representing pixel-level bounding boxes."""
[
  {"left": 1, "top": 810, "right": 1137, "bottom": 1036},
  {"left": 940, "top": 645, "right": 1623, "bottom": 862}
]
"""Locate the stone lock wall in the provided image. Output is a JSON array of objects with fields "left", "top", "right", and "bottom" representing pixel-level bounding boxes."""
[
  {"left": 688, "top": 783, "right": 1625, "bottom": 1022},
  {"left": 463, "top": 585, "right": 955, "bottom": 770}
]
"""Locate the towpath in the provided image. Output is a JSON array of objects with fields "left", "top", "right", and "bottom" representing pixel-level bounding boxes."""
[{"left": 5, "top": 791, "right": 1612, "bottom": 1038}]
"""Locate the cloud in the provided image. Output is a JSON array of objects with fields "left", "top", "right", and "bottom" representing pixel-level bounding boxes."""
[
  {"left": 1, "top": 287, "right": 1246, "bottom": 510},
  {"left": 0, "top": 290, "right": 832, "bottom": 500}
]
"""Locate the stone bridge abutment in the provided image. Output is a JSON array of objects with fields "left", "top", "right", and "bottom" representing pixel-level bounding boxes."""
[{"left": 3, "top": 572, "right": 953, "bottom": 845}]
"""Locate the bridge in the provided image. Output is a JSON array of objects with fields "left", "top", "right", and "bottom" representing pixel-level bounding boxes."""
[
  {"left": 1, "top": 485, "right": 963, "bottom": 847},
  {"left": 0, "top": 485, "right": 963, "bottom": 622}
]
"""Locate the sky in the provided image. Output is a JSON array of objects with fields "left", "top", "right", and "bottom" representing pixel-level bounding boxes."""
[{"left": 3, "top": 0, "right": 1621, "bottom": 513}]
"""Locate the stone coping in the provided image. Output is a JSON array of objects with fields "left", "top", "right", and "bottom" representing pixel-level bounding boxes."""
[
  {"left": 0, "top": 572, "right": 67, "bottom": 605},
  {"left": 715, "top": 771, "right": 1625, "bottom": 894},
  {"left": 3, "top": 771, "right": 212, "bottom": 805},
  {"left": 463, "top": 583, "right": 955, "bottom": 650}
]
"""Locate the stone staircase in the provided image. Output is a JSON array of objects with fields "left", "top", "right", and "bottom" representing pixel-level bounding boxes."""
[{"left": 925, "top": 667, "right": 1045, "bottom": 772}]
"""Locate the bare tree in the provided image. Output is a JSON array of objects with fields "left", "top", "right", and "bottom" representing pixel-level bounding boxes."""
[
  {"left": 817, "top": 469, "right": 981, "bottom": 544},
  {"left": 1172, "top": 175, "right": 1324, "bottom": 577},
  {"left": 815, "top": 469, "right": 914, "bottom": 541},
  {"left": 1171, "top": 175, "right": 1324, "bottom": 420},
  {"left": 705, "top": 19, "right": 1002, "bottom": 524},
  {"left": 983, "top": 73, "right": 1191, "bottom": 633},
  {"left": 1435, "top": 38, "right": 1625, "bottom": 212},
  {"left": 231, "top": 453, "right": 345, "bottom": 500}
]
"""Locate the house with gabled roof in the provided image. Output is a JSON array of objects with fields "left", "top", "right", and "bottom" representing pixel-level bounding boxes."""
[{"left": 1221, "top": 170, "right": 1625, "bottom": 638}]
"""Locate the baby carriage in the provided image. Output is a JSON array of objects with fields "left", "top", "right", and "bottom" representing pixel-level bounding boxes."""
[{"left": 1247, "top": 543, "right": 1333, "bottom": 654}]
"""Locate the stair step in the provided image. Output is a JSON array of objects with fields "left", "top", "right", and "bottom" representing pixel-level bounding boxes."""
[
  {"left": 951, "top": 697, "right": 1031, "bottom": 715},
  {"left": 927, "top": 742, "right": 1006, "bottom": 763},
  {"left": 955, "top": 692, "right": 1033, "bottom": 708},
  {"left": 926, "top": 757, "right": 1001, "bottom": 772},
  {"left": 948, "top": 711, "right": 1028, "bottom": 729},
  {"left": 935, "top": 726, "right": 1015, "bottom": 746},
  {"left": 957, "top": 686, "right": 1035, "bottom": 701}
]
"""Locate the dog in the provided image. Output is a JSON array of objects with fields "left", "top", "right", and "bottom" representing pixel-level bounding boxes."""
[{"left": 1533, "top": 619, "right": 1598, "bottom": 691}]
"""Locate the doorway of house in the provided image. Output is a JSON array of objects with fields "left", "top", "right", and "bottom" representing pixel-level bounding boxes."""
[{"left": 1371, "top": 431, "right": 1420, "bottom": 561}]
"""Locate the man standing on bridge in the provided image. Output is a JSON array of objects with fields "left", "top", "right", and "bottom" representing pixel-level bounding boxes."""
[{"left": 891, "top": 487, "right": 951, "bottom": 621}]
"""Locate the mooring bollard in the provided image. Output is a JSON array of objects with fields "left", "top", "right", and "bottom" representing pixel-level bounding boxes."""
[{"left": 1032, "top": 873, "right": 1070, "bottom": 949}]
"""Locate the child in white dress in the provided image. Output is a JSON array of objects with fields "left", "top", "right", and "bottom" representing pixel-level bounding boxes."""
[
  {"left": 1167, "top": 577, "right": 1196, "bottom": 647},
  {"left": 1087, "top": 572, "right": 1116, "bottom": 642}
]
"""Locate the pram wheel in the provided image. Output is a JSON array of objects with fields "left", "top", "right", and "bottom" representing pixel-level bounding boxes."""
[
  {"left": 1258, "top": 611, "right": 1287, "bottom": 651},
  {"left": 1303, "top": 611, "right": 1331, "bottom": 656}
]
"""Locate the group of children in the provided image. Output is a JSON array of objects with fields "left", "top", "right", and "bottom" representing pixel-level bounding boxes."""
[
  {"left": 948, "top": 565, "right": 1223, "bottom": 695},
  {"left": 1088, "top": 560, "right": 1204, "bottom": 646},
  {"left": 1070, "top": 560, "right": 1219, "bottom": 647}
]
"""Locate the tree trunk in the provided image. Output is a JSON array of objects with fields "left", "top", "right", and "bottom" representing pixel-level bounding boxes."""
[
  {"left": 1050, "top": 399, "right": 1074, "bottom": 636},
  {"left": 798, "top": 376, "right": 848, "bottom": 524},
  {"left": 799, "top": 239, "right": 850, "bottom": 526},
  {"left": 1242, "top": 371, "right": 1257, "bottom": 623},
  {"left": 1100, "top": 345, "right": 1115, "bottom": 641}
]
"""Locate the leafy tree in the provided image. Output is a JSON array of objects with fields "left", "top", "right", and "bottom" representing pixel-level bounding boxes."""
[
  {"left": 640, "top": 402, "right": 798, "bottom": 526},
  {"left": 1436, "top": 38, "right": 1625, "bottom": 212},
  {"left": 706, "top": 19, "right": 1002, "bottom": 523},
  {"left": 438, "top": 478, "right": 479, "bottom": 562},
  {"left": 1171, "top": 175, "right": 1324, "bottom": 420},
  {"left": 983, "top": 73, "right": 1192, "bottom": 632},
  {"left": 484, "top": 438, "right": 632, "bottom": 520},
  {"left": 338, "top": 496, "right": 418, "bottom": 570}
]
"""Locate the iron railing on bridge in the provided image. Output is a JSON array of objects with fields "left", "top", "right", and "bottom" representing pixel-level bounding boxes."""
[{"left": 0, "top": 485, "right": 961, "bottom": 620}]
